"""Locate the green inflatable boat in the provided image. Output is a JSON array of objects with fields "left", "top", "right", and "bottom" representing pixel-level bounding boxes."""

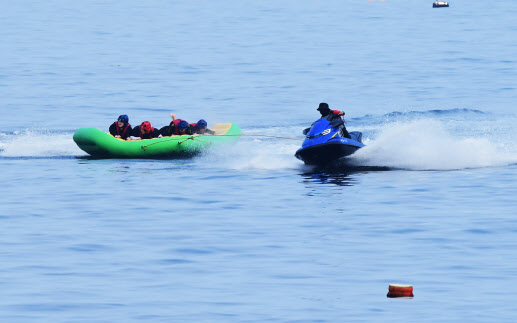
[{"left": 73, "top": 123, "right": 241, "bottom": 158}]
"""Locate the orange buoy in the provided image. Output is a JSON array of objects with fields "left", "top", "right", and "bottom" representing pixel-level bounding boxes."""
[{"left": 387, "top": 284, "right": 414, "bottom": 298}]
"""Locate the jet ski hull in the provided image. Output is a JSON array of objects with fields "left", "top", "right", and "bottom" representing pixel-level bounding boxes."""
[{"left": 295, "top": 140, "right": 362, "bottom": 165}]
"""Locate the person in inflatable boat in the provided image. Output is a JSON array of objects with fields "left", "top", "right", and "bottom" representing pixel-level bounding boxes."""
[
  {"left": 175, "top": 120, "right": 195, "bottom": 135},
  {"left": 131, "top": 121, "right": 161, "bottom": 140},
  {"left": 313, "top": 102, "right": 351, "bottom": 139},
  {"left": 109, "top": 115, "right": 133, "bottom": 140},
  {"left": 191, "top": 119, "right": 215, "bottom": 135},
  {"left": 160, "top": 113, "right": 195, "bottom": 136}
]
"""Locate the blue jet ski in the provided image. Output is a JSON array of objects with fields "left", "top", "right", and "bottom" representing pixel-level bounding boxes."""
[{"left": 295, "top": 115, "right": 365, "bottom": 165}]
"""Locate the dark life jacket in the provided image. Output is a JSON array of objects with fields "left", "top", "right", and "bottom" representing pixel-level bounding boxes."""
[
  {"left": 161, "top": 119, "right": 194, "bottom": 136},
  {"left": 133, "top": 125, "right": 159, "bottom": 139},
  {"left": 191, "top": 123, "right": 215, "bottom": 135},
  {"left": 110, "top": 122, "right": 132, "bottom": 139}
]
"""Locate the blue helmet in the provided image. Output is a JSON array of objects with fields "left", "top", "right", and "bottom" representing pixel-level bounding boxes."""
[
  {"left": 196, "top": 119, "right": 207, "bottom": 129},
  {"left": 177, "top": 120, "right": 189, "bottom": 131},
  {"left": 118, "top": 115, "right": 129, "bottom": 124}
]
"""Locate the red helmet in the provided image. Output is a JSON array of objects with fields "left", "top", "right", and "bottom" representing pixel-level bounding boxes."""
[{"left": 140, "top": 121, "right": 152, "bottom": 133}]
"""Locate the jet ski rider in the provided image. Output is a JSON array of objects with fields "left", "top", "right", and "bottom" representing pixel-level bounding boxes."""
[{"left": 316, "top": 102, "right": 351, "bottom": 139}]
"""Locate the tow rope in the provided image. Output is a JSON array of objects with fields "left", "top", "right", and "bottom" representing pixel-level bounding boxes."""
[
  {"left": 216, "top": 134, "right": 303, "bottom": 141},
  {"left": 140, "top": 133, "right": 303, "bottom": 150}
]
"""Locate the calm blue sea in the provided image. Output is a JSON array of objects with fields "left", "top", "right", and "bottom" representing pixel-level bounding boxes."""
[{"left": 1, "top": 1, "right": 517, "bottom": 322}]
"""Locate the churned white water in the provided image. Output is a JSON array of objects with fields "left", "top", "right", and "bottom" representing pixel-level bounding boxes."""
[{"left": 352, "top": 119, "right": 517, "bottom": 170}]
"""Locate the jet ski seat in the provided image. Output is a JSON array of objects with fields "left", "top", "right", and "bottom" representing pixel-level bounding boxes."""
[{"left": 349, "top": 131, "right": 362, "bottom": 143}]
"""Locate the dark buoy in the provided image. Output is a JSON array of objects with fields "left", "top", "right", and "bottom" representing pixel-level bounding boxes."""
[
  {"left": 387, "top": 284, "right": 414, "bottom": 298},
  {"left": 433, "top": 1, "right": 449, "bottom": 7}
]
